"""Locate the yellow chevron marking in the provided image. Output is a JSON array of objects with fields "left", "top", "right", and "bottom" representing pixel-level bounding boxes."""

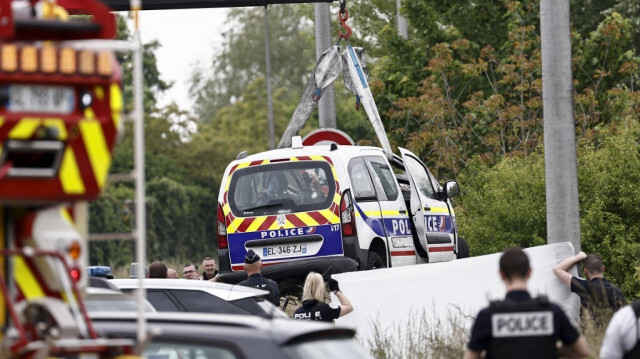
[
  {"left": 14, "top": 256, "right": 45, "bottom": 299},
  {"left": 228, "top": 218, "right": 244, "bottom": 234},
  {"left": 237, "top": 162, "right": 251, "bottom": 169},
  {"left": 290, "top": 157, "right": 300, "bottom": 162},
  {"left": 43, "top": 118, "right": 68, "bottom": 140},
  {"left": 319, "top": 209, "right": 338, "bottom": 223},
  {"left": 247, "top": 217, "right": 267, "bottom": 232},
  {"left": 261, "top": 159, "right": 270, "bottom": 165},
  {"left": 309, "top": 155, "right": 325, "bottom": 161},
  {"left": 267, "top": 220, "right": 289, "bottom": 230},
  {"left": 333, "top": 193, "right": 341, "bottom": 204},
  {"left": 222, "top": 203, "right": 231, "bottom": 216},
  {"left": 296, "top": 212, "right": 318, "bottom": 226},
  {"left": 9, "top": 118, "right": 40, "bottom": 139},
  {"left": 94, "top": 86, "right": 105, "bottom": 101},
  {"left": 59, "top": 148, "right": 85, "bottom": 194},
  {"left": 84, "top": 107, "right": 96, "bottom": 119},
  {"left": 79, "top": 120, "right": 111, "bottom": 189},
  {"left": 0, "top": 117, "right": 5, "bottom": 128},
  {"left": 110, "top": 84, "right": 123, "bottom": 129}
]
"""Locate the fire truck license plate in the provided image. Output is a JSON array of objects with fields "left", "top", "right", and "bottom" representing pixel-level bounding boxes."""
[
  {"left": 262, "top": 244, "right": 307, "bottom": 257},
  {"left": 8, "top": 85, "right": 75, "bottom": 114}
]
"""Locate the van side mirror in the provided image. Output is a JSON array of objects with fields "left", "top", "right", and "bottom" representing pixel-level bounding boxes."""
[{"left": 443, "top": 180, "right": 459, "bottom": 199}]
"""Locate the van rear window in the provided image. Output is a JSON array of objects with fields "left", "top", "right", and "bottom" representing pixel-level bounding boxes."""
[{"left": 228, "top": 161, "right": 336, "bottom": 217}]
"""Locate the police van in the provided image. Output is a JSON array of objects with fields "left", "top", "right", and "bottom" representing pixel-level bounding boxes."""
[{"left": 216, "top": 133, "right": 467, "bottom": 282}]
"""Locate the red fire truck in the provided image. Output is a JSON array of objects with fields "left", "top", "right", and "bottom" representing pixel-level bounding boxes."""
[{"left": 0, "top": 0, "right": 136, "bottom": 356}]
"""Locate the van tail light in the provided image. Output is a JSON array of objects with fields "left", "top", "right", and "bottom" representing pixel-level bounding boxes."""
[
  {"left": 340, "top": 190, "right": 357, "bottom": 237},
  {"left": 217, "top": 203, "right": 228, "bottom": 250}
]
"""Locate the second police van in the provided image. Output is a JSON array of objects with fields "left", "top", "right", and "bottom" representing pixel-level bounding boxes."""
[{"left": 216, "top": 131, "right": 468, "bottom": 281}]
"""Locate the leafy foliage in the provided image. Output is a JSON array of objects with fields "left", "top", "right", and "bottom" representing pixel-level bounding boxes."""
[{"left": 458, "top": 120, "right": 640, "bottom": 298}]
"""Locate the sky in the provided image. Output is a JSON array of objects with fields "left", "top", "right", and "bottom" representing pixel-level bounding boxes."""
[{"left": 132, "top": 8, "right": 231, "bottom": 111}]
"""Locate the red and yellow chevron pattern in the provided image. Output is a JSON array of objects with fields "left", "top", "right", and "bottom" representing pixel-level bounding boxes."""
[
  {"left": 222, "top": 156, "right": 341, "bottom": 233},
  {"left": 0, "top": 84, "right": 122, "bottom": 202}
]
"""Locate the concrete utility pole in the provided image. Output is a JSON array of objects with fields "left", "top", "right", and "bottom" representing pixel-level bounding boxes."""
[
  {"left": 314, "top": 2, "right": 337, "bottom": 128},
  {"left": 540, "top": 0, "right": 581, "bottom": 251},
  {"left": 396, "top": 0, "right": 407, "bottom": 39},
  {"left": 265, "top": 7, "right": 275, "bottom": 149}
]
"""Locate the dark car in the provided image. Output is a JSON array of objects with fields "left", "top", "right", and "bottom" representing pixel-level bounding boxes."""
[
  {"left": 91, "top": 312, "right": 373, "bottom": 359},
  {"left": 112, "top": 278, "right": 287, "bottom": 318}
]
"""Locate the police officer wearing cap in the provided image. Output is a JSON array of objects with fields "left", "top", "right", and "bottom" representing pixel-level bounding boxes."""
[
  {"left": 237, "top": 249, "right": 280, "bottom": 306},
  {"left": 464, "top": 247, "right": 591, "bottom": 359}
]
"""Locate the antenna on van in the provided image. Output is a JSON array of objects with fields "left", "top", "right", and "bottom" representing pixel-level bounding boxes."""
[{"left": 236, "top": 151, "right": 248, "bottom": 160}]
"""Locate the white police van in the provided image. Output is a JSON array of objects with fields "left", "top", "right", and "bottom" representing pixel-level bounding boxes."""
[{"left": 216, "top": 133, "right": 467, "bottom": 281}]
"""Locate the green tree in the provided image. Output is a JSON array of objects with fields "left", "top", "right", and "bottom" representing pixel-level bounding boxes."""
[{"left": 458, "top": 120, "right": 640, "bottom": 298}]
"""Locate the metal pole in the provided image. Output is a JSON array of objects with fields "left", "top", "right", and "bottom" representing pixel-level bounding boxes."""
[
  {"left": 540, "top": 0, "right": 581, "bottom": 251},
  {"left": 131, "top": 5, "right": 147, "bottom": 345},
  {"left": 265, "top": 7, "right": 275, "bottom": 150},
  {"left": 314, "top": 2, "right": 336, "bottom": 128},
  {"left": 396, "top": 0, "right": 407, "bottom": 39}
]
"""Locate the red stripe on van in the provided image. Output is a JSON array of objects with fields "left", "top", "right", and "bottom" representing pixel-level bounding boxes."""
[
  {"left": 228, "top": 164, "right": 239, "bottom": 175},
  {"left": 236, "top": 217, "right": 255, "bottom": 233},
  {"left": 390, "top": 250, "right": 416, "bottom": 256},
  {"left": 297, "top": 156, "right": 312, "bottom": 161},
  {"left": 308, "top": 211, "right": 329, "bottom": 224},
  {"left": 323, "top": 156, "right": 333, "bottom": 166},
  {"left": 286, "top": 214, "right": 306, "bottom": 227},
  {"left": 428, "top": 246, "right": 454, "bottom": 252},
  {"left": 249, "top": 160, "right": 263, "bottom": 166},
  {"left": 257, "top": 216, "right": 277, "bottom": 231}
]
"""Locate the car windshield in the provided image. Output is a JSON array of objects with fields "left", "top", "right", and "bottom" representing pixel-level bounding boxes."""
[
  {"left": 228, "top": 161, "right": 335, "bottom": 217},
  {"left": 284, "top": 337, "right": 372, "bottom": 358}
]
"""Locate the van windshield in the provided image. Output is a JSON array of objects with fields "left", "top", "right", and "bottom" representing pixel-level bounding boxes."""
[{"left": 228, "top": 161, "right": 336, "bottom": 217}]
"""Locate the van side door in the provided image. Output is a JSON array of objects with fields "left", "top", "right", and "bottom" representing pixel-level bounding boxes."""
[
  {"left": 363, "top": 156, "right": 415, "bottom": 267},
  {"left": 399, "top": 148, "right": 456, "bottom": 262}
]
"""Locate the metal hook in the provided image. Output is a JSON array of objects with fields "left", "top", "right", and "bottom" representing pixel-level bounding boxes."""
[{"left": 337, "top": 8, "right": 352, "bottom": 40}]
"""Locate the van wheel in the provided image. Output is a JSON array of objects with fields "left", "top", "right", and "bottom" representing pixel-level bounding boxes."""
[
  {"left": 457, "top": 237, "right": 470, "bottom": 259},
  {"left": 366, "top": 252, "right": 385, "bottom": 270}
]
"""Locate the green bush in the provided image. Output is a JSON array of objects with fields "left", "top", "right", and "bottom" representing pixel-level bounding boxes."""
[{"left": 457, "top": 120, "right": 640, "bottom": 298}]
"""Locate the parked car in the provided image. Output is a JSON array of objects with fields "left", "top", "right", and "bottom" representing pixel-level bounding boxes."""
[
  {"left": 84, "top": 287, "right": 156, "bottom": 313},
  {"left": 216, "top": 133, "right": 466, "bottom": 285},
  {"left": 111, "top": 278, "right": 287, "bottom": 318},
  {"left": 90, "top": 312, "right": 373, "bottom": 359}
]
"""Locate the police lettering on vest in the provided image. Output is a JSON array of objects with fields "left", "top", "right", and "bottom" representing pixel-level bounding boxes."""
[
  {"left": 491, "top": 311, "right": 553, "bottom": 337},
  {"left": 487, "top": 297, "right": 557, "bottom": 359}
]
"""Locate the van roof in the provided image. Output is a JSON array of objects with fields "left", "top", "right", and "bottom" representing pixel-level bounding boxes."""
[{"left": 232, "top": 144, "right": 384, "bottom": 165}]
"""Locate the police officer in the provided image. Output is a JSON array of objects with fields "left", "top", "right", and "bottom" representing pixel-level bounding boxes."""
[
  {"left": 293, "top": 272, "right": 353, "bottom": 322},
  {"left": 600, "top": 300, "right": 640, "bottom": 358},
  {"left": 553, "top": 251, "right": 626, "bottom": 315},
  {"left": 237, "top": 249, "right": 280, "bottom": 306},
  {"left": 464, "top": 247, "right": 591, "bottom": 359}
]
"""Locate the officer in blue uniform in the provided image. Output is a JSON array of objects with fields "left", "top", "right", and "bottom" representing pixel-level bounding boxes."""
[
  {"left": 237, "top": 249, "right": 280, "bottom": 306},
  {"left": 464, "top": 247, "right": 591, "bottom": 359}
]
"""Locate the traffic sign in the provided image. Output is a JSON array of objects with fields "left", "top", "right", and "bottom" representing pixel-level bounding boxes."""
[{"left": 302, "top": 128, "right": 355, "bottom": 146}]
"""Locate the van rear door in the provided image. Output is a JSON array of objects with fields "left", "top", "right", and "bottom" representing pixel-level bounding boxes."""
[{"left": 399, "top": 148, "right": 456, "bottom": 262}]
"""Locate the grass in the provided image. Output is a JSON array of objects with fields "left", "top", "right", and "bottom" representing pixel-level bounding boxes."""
[{"left": 367, "top": 307, "right": 615, "bottom": 359}]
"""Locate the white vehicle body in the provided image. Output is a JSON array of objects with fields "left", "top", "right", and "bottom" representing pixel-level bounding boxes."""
[{"left": 216, "top": 140, "right": 465, "bottom": 278}]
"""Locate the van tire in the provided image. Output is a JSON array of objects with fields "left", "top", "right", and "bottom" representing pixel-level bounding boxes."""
[
  {"left": 366, "top": 252, "right": 385, "bottom": 270},
  {"left": 457, "top": 237, "right": 470, "bottom": 259}
]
